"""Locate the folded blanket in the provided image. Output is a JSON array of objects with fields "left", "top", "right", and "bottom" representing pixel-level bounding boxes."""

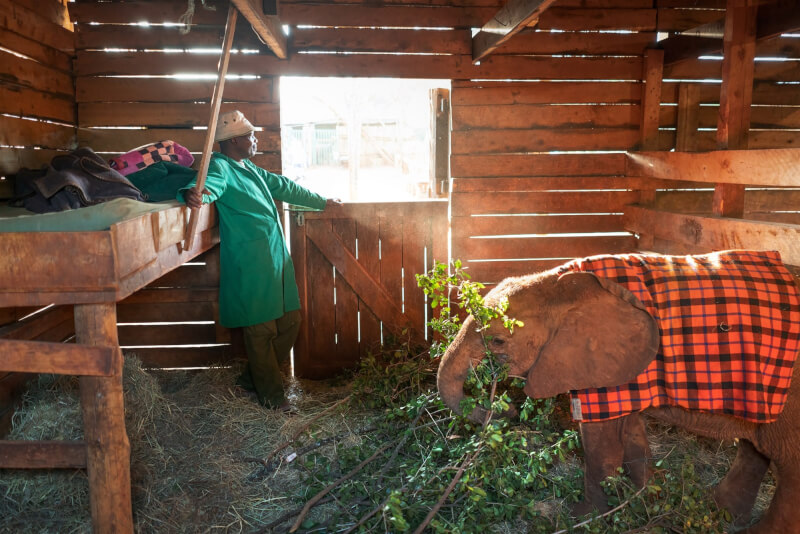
[{"left": 109, "top": 140, "right": 194, "bottom": 176}]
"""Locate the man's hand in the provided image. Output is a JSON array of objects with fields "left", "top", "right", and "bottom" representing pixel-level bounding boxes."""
[
  {"left": 325, "top": 198, "right": 343, "bottom": 209},
  {"left": 185, "top": 187, "right": 210, "bottom": 209}
]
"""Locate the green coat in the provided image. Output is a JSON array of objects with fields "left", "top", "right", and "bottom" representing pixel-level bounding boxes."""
[{"left": 179, "top": 153, "right": 326, "bottom": 327}]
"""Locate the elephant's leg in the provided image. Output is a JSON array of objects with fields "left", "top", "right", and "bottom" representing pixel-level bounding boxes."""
[
  {"left": 744, "top": 458, "right": 800, "bottom": 534},
  {"left": 621, "top": 413, "right": 651, "bottom": 487},
  {"left": 572, "top": 418, "right": 627, "bottom": 517},
  {"left": 713, "top": 439, "right": 769, "bottom": 528}
]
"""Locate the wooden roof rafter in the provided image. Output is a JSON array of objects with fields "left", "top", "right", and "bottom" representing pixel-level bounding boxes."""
[
  {"left": 472, "top": 0, "right": 559, "bottom": 64},
  {"left": 230, "top": 0, "right": 287, "bottom": 60},
  {"left": 662, "top": 0, "right": 800, "bottom": 66}
]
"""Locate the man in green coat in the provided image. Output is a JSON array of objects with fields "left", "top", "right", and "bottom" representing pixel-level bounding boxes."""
[{"left": 180, "top": 110, "right": 338, "bottom": 410}]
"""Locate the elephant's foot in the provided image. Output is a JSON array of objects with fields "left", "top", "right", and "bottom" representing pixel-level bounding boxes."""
[
  {"left": 713, "top": 439, "right": 769, "bottom": 528},
  {"left": 569, "top": 497, "right": 610, "bottom": 518},
  {"left": 741, "top": 459, "right": 800, "bottom": 534}
]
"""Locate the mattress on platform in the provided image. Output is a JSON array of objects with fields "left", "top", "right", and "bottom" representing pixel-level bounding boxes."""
[{"left": 0, "top": 199, "right": 182, "bottom": 233}]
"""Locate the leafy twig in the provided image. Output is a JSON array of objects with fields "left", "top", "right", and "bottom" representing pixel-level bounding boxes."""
[
  {"left": 550, "top": 485, "right": 649, "bottom": 534},
  {"left": 289, "top": 443, "right": 392, "bottom": 533}
]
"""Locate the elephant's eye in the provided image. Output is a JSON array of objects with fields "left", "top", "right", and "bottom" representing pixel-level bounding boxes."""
[{"left": 491, "top": 337, "right": 505, "bottom": 346}]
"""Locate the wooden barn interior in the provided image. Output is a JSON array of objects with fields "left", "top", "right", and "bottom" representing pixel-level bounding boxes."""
[{"left": 2, "top": 0, "right": 800, "bottom": 530}]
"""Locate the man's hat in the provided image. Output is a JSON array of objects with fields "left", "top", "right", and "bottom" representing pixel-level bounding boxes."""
[{"left": 215, "top": 110, "right": 255, "bottom": 142}]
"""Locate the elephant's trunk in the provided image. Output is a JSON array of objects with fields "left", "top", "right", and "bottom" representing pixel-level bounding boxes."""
[{"left": 437, "top": 323, "right": 525, "bottom": 423}]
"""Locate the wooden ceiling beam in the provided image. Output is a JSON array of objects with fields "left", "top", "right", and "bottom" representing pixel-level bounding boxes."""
[
  {"left": 663, "top": 0, "right": 800, "bottom": 66},
  {"left": 230, "top": 0, "right": 287, "bottom": 59},
  {"left": 472, "top": 0, "right": 558, "bottom": 64}
]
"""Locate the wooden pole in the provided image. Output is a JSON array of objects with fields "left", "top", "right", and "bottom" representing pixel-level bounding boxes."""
[
  {"left": 75, "top": 302, "right": 132, "bottom": 533},
  {"left": 713, "top": 0, "right": 757, "bottom": 218},
  {"left": 185, "top": 5, "right": 238, "bottom": 250}
]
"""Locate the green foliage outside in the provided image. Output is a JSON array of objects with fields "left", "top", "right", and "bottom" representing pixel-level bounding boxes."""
[{"left": 288, "top": 261, "right": 737, "bottom": 532}]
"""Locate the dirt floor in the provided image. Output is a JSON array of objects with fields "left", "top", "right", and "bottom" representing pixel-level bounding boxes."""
[{"left": 0, "top": 355, "right": 775, "bottom": 533}]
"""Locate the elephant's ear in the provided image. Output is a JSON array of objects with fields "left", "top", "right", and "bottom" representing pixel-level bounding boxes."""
[{"left": 524, "top": 271, "right": 659, "bottom": 399}]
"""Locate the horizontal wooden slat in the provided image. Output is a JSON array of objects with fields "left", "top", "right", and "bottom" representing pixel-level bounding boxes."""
[
  {"left": 626, "top": 149, "right": 800, "bottom": 187},
  {"left": 0, "top": 148, "right": 65, "bottom": 175},
  {"left": 76, "top": 77, "right": 274, "bottom": 103},
  {"left": 537, "top": 7, "right": 656, "bottom": 31},
  {"left": 452, "top": 190, "right": 640, "bottom": 215},
  {"left": 453, "top": 234, "right": 636, "bottom": 261},
  {"left": 118, "top": 324, "right": 217, "bottom": 346},
  {"left": 75, "top": 21, "right": 266, "bottom": 51},
  {"left": 0, "top": 306, "right": 74, "bottom": 342},
  {"left": 1, "top": 53, "right": 73, "bottom": 97},
  {"left": 124, "top": 346, "right": 234, "bottom": 369},
  {"left": 624, "top": 205, "right": 800, "bottom": 266},
  {"left": 74, "top": 51, "right": 642, "bottom": 81},
  {"left": 661, "top": 81, "right": 800, "bottom": 106},
  {"left": 451, "top": 176, "right": 680, "bottom": 192},
  {"left": 68, "top": 2, "right": 227, "bottom": 24},
  {"left": 0, "top": 82, "right": 76, "bottom": 123},
  {"left": 451, "top": 214, "right": 625, "bottom": 238},
  {"left": 0, "top": 441, "right": 87, "bottom": 469},
  {"left": 660, "top": 105, "right": 800, "bottom": 130},
  {"left": 279, "top": 4, "right": 496, "bottom": 28},
  {"left": 0, "top": 232, "right": 116, "bottom": 294},
  {"left": 655, "top": 7, "right": 725, "bottom": 32},
  {"left": 120, "top": 287, "right": 219, "bottom": 304},
  {"left": 451, "top": 153, "right": 627, "bottom": 178},
  {"left": 292, "top": 27, "right": 471, "bottom": 54},
  {"left": 78, "top": 102, "right": 279, "bottom": 128},
  {"left": 0, "top": 0, "right": 74, "bottom": 53},
  {"left": 116, "top": 301, "right": 216, "bottom": 323},
  {"left": 146, "top": 266, "right": 219, "bottom": 290},
  {"left": 0, "top": 27, "right": 71, "bottom": 71},
  {"left": 452, "top": 128, "right": 640, "bottom": 153},
  {"left": 452, "top": 82, "right": 642, "bottom": 105},
  {"left": 0, "top": 339, "right": 115, "bottom": 376},
  {"left": 494, "top": 30, "right": 657, "bottom": 56},
  {"left": 78, "top": 128, "right": 279, "bottom": 154},
  {"left": 0, "top": 115, "right": 75, "bottom": 150},
  {"left": 452, "top": 104, "right": 641, "bottom": 130}
]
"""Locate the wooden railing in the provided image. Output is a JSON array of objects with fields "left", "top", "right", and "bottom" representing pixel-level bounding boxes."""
[{"left": 624, "top": 148, "right": 800, "bottom": 264}]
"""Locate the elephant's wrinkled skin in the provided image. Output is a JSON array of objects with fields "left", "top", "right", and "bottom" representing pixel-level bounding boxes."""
[{"left": 437, "top": 268, "right": 800, "bottom": 533}]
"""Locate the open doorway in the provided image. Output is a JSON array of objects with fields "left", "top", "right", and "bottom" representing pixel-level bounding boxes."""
[{"left": 279, "top": 77, "right": 450, "bottom": 202}]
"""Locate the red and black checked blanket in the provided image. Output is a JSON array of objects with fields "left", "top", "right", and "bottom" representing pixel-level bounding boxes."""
[{"left": 559, "top": 250, "right": 800, "bottom": 423}]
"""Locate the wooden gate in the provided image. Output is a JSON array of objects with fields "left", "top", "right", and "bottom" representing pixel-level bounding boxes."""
[{"left": 290, "top": 201, "right": 447, "bottom": 379}]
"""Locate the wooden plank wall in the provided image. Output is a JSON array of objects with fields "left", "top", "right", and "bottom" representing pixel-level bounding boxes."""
[
  {"left": 117, "top": 246, "right": 242, "bottom": 368},
  {"left": 449, "top": 0, "right": 704, "bottom": 284},
  {"left": 0, "top": 0, "right": 75, "bottom": 186},
  {"left": 0, "top": 0, "right": 75, "bottom": 436},
  {"left": 70, "top": 0, "right": 281, "bottom": 172},
  {"left": 660, "top": 12, "right": 800, "bottom": 224}
]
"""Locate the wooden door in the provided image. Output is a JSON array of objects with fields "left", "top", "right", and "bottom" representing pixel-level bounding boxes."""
[{"left": 290, "top": 201, "right": 447, "bottom": 379}]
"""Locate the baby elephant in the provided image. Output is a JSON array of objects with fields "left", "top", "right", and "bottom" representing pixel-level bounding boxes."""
[{"left": 437, "top": 250, "right": 800, "bottom": 533}]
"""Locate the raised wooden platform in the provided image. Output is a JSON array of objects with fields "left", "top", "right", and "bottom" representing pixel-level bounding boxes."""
[{"left": 0, "top": 202, "right": 218, "bottom": 533}]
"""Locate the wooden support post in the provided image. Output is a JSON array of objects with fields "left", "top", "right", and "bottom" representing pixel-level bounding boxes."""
[
  {"left": 289, "top": 213, "right": 310, "bottom": 374},
  {"left": 637, "top": 48, "right": 663, "bottom": 251},
  {"left": 185, "top": 5, "right": 237, "bottom": 251},
  {"left": 714, "top": 0, "right": 757, "bottom": 218},
  {"left": 429, "top": 88, "right": 450, "bottom": 198},
  {"left": 675, "top": 83, "right": 700, "bottom": 152},
  {"left": 75, "top": 303, "right": 133, "bottom": 534}
]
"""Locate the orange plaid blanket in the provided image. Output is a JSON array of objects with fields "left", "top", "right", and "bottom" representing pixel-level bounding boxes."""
[{"left": 560, "top": 251, "right": 800, "bottom": 423}]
